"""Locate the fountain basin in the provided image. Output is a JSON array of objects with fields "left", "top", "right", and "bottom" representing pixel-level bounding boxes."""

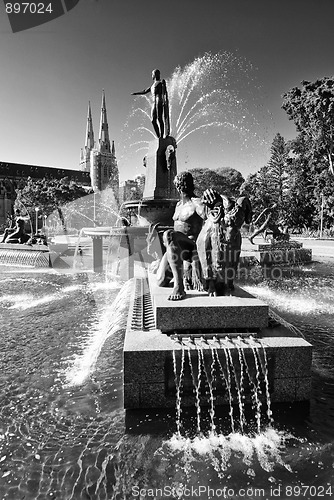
[
  {"left": 242, "top": 239, "right": 312, "bottom": 265},
  {"left": 123, "top": 198, "right": 178, "bottom": 226},
  {"left": 0, "top": 242, "right": 50, "bottom": 267},
  {"left": 123, "top": 275, "right": 312, "bottom": 410}
]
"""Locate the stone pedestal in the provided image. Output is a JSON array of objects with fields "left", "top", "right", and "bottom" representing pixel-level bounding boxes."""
[
  {"left": 150, "top": 277, "right": 268, "bottom": 332},
  {"left": 241, "top": 239, "right": 313, "bottom": 267},
  {"left": 123, "top": 275, "right": 313, "bottom": 410},
  {"left": 143, "top": 137, "right": 178, "bottom": 200},
  {"left": 123, "top": 137, "right": 179, "bottom": 226},
  {"left": 92, "top": 236, "right": 103, "bottom": 273},
  {"left": 257, "top": 240, "right": 312, "bottom": 265}
]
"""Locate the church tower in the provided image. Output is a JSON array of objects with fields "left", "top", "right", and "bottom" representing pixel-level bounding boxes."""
[
  {"left": 80, "top": 92, "right": 119, "bottom": 200},
  {"left": 79, "top": 102, "right": 95, "bottom": 172}
]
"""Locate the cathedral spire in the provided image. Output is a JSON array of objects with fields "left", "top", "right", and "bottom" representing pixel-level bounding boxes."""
[
  {"left": 98, "top": 90, "right": 111, "bottom": 153},
  {"left": 85, "top": 101, "right": 95, "bottom": 150}
]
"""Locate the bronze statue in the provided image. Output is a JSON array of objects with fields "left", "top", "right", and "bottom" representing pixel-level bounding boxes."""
[
  {"left": 154, "top": 172, "right": 252, "bottom": 299},
  {"left": 197, "top": 190, "right": 252, "bottom": 296},
  {"left": 131, "top": 69, "right": 170, "bottom": 139},
  {"left": 249, "top": 204, "right": 289, "bottom": 244},
  {"left": 4, "top": 218, "right": 30, "bottom": 244},
  {"left": 155, "top": 171, "right": 205, "bottom": 300}
]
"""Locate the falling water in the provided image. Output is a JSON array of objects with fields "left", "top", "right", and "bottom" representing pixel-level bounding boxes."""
[
  {"left": 198, "top": 337, "right": 216, "bottom": 434},
  {"left": 225, "top": 338, "right": 246, "bottom": 433},
  {"left": 64, "top": 279, "right": 132, "bottom": 387},
  {"left": 171, "top": 333, "right": 277, "bottom": 438},
  {"left": 172, "top": 341, "right": 185, "bottom": 437},
  {"left": 244, "top": 338, "right": 263, "bottom": 433},
  {"left": 187, "top": 343, "right": 201, "bottom": 434},
  {"left": 259, "top": 342, "right": 274, "bottom": 425},
  {"left": 213, "top": 338, "right": 235, "bottom": 433}
]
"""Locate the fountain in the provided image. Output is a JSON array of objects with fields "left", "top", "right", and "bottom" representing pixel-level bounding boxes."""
[
  {"left": 0, "top": 210, "right": 50, "bottom": 267},
  {"left": 244, "top": 205, "right": 312, "bottom": 266},
  {"left": 122, "top": 53, "right": 271, "bottom": 227},
  {"left": 124, "top": 275, "right": 312, "bottom": 419},
  {"left": 1, "top": 54, "right": 333, "bottom": 500},
  {"left": 124, "top": 69, "right": 179, "bottom": 226},
  {"left": 122, "top": 59, "right": 313, "bottom": 425}
]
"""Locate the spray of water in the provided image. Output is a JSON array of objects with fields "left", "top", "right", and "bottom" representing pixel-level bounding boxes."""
[
  {"left": 63, "top": 280, "right": 132, "bottom": 386},
  {"left": 122, "top": 51, "right": 271, "bottom": 170}
]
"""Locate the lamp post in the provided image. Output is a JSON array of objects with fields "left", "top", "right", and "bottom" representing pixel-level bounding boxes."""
[
  {"left": 35, "top": 207, "right": 39, "bottom": 234},
  {"left": 320, "top": 193, "right": 324, "bottom": 239}
]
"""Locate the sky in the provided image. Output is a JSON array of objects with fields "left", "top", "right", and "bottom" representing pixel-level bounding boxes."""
[{"left": 0, "top": 0, "right": 334, "bottom": 182}]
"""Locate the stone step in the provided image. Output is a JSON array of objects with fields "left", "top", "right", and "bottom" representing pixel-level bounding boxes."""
[{"left": 148, "top": 274, "right": 268, "bottom": 332}]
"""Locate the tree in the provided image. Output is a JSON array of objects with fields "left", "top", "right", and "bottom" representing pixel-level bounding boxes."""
[
  {"left": 284, "top": 134, "right": 318, "bottom": 230},
  {"left": 15, "top": 177, "right": 92, "bottom": 232},
  {"left": 241, "top": 168, "right": 270, "bottom": 215},
  {"left": 282, "top": 77, "right": 334, "bottom": 175},
  {"left": 241, "top": 134, "right": 290, "bottom": 224},
  {"left": 187, "top": 167, "right": 244, "bottom": 198},
  {"left": 266, "top": 133, "right": 290, "bottom": 209}
]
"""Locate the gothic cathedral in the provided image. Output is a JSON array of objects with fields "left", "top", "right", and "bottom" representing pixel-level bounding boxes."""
[{"left": 79, "top": 91, "right": 119, "bottom": 200}]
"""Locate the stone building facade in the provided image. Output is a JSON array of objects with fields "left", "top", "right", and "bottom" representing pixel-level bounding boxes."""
[
  {"left": 80, "top": 91, "right": 119, "bottom": 197},
  {"left": 119, "top": 174, "right": 145, "bottom": 205},
  {"left": 0, "top": 90, "right": 119, "bottom": 227}
]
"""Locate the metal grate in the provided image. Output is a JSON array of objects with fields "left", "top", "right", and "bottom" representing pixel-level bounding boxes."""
[{"left": 130, "top": 278, "right": 156, "bottom": 331}]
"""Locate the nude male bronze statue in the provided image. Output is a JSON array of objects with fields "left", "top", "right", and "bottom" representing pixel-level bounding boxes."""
[
  {"left": 154, "top": 173, "right": 252, "bottom": 299},
  {"left": 156, "top": 171, "right": 205, "bottom": 300},
  {"left": 131, "top": 69, "right": 170, "bottom": 139}
]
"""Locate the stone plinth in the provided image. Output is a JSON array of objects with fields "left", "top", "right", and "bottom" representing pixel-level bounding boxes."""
[
  {"left": 149, "top": 276, "right": 268, "bottom": 332},
  {"left": 123, "top": 137, "right": 179, "bottom": 226},
  {"left": 123, "top": 276, "right": 313, "bottom": 410},
  {"left": 242, "top": 239, "right": 312, "bottom": 266},
  {"left": 143, "top": 137, "right": 178, "bottom": 200}
]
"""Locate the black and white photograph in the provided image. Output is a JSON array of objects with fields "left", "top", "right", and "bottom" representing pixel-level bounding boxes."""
[{"left": 0, "top": 1, "right": 334, "bottom": 498}]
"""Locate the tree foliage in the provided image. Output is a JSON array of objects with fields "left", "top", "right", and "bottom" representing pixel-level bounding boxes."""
[
  {"left": 187, "top": 167, "right": 244, "bottom": 198},
  {"left": 282, "top": 77, "right": 334, "bottom": 175},
  {"left": 15, "top": 177, "right": 92, "bottom": 231},
  {"left": 243, "top": 131, "right": 334, "bottom": 232},
  {"left": 241, "top": 133, "right": 290, "bottom": 224},
  {"left": 266, "top": 133, "right": 290, "bottom": 207}
]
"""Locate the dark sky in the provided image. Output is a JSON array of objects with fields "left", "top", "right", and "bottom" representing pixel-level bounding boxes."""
[{"left": 0, "top": 0, "right": 333, "bottom": 179}]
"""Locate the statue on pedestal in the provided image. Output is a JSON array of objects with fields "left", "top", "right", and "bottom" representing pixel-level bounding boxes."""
[
  {"left": 131, "top": 69, "right": 170, "bottom": 138},
  {"left": 155, "top": 172, "right": 204, "bottom": 300},
  {"left": 127, "top": 69, "right": 177, "bottom": 222},
  {"left": 154, "top": 172, "right": 252, "bottom": 299},
  {"left": 3, "top": 218, "right": 30, "bottom": 244},
  {"left": 249, "top": 204, "right": 289, "bottom": 244}
]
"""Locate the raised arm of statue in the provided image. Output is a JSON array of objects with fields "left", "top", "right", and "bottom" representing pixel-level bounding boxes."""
[{"left": 131, "top": 87, "right": 151, "bottom": 96}]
